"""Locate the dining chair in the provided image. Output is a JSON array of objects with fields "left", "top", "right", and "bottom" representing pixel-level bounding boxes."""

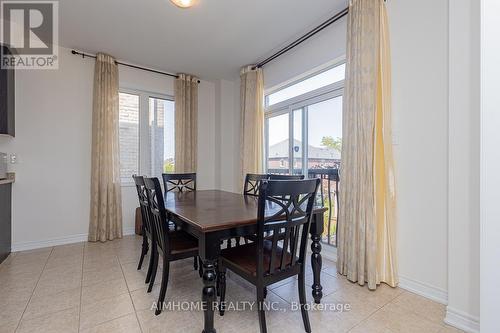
[
  {"left": 162, "top": 172, "right": 197, "bottom": 193},
  {"left": 132, "top": 175, "right": 156, "bottom": 285},
  {"left": 144, "top": 177, "right": 200, "bottom": 315},
  {"left": 218, "top": 178, "right": 320, "bottom": 333},
  {"left": 243, "top": 173, "right": 269, "bottom": 196},
  {"left": 268, "top": 174, "right": 305, "bottom": 180},
  {"left": 162, "top": 172, "right": 202, "bottom": 277}
]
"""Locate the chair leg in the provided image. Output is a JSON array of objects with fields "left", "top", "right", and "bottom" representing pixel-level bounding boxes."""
[
  {"left": 218, "top": 266, "right": 226, "bottom": 316},
  {"left": 145, "top": 241, "right": 155, "bottom": 284},
  {"left": 194, "top": 256, "right": 198, "bottom": 270},
  {"left": 148, "top": 248, "right": 159, "bottom": 293},
  {"left": 298, "top": 271, "right": 311, "bottom": 333},
  {"left": 257, "top": 286, "right": 267, "bottom": 333},
  {"left": 198, "top": 257, "right": 203, "bottom": 278},
  {"left": 155, "top": 260, "right": 170, "bottom": 315},
  {"left": 137, "top": 232, "right": 149, "bottom": 270},
  {"left": 263, "top": 286, "right": 268, "bottom": 299}
]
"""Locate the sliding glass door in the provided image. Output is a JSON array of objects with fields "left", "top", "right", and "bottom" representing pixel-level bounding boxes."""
[
  {"left": 265, "top": 91, "right": 343, "bottom": 247},
  {"left": 265, "top": 93, "right": 343, "bottom": 176}
]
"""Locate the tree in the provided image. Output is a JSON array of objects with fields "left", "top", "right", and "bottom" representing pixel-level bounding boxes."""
[{"left": 321, "top": 136, "right": 342, "bottom": 151}]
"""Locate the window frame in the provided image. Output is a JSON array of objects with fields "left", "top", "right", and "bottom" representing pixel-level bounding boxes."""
[
  {"left": 264, "top": 60, "right": 345, "bottom": 176},
  {"left": 119, "top": 87, "right": 174, "bottom": 187}
]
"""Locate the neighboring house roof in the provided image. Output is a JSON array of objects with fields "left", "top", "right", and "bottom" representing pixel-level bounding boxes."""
[{"left": 268, "top": 139, "right": 340, "bottom": 160}]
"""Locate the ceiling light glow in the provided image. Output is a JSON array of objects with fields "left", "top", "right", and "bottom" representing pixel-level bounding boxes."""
[{"left": 170, "top": 0, "right": 197, "bottom": 8}]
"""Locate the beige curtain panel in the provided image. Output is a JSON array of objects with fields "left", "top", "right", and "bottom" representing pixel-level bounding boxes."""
[
  {"left": 174, "top": 74, "right": 199, "bottom": 173},
  {"left": 88, "top": 53, "right": 123, "bottom": 242},
  {"left": 337, "top": 0, "right": 398, "bottom": 289},
  {"left": 239, "top": 66, "right": 264, "bottom": 190}
]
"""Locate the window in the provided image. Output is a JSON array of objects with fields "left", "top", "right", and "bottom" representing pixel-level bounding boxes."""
[
  {"left": 267, "top": 63, "right": 345, "bottom": 106},
  {"left": 266, "top": 113, "right": 289, "bottom": 172},
  {"left": 307, "top": 97, "right": 342, "bottom": 170},
  {"left": 149, "top": 97, "right": 175, "bottom": 176},
  {"left": 119, "top": 93, "right": 140, "bottom": 183},
  {"left": 265, "top": 62, "right": 344, "bottom": 246},
  {"left": 118, "top": 90, "right": 175, "bottom": 184},
  {"left": 265, "top": 63, "right": 344, "bottom": 174}
]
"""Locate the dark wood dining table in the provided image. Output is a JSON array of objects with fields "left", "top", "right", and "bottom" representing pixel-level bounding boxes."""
[{"left": 164, "top": 190, "right": 327, "bottom": 333}]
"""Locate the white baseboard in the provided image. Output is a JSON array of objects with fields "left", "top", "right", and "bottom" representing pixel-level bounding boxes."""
[
  {"left": 444, "top": 307, "right": 480, "bottom": 333},
  {"left": 11, "top": 227, "right": 137, "bottom": 252},
  {"left": 398, "top": 275, "right": 448, "bottom": 305}
]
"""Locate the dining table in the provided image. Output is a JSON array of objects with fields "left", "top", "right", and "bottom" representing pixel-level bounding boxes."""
[{"left": 164, "top": 190, "right": 327, "bottom": 333}]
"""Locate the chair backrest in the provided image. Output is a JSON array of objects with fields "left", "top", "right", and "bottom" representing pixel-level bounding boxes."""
[
  {"left": 132, "top": 175, "right": 153, "bottom": 235},
  {"left": 256, "top": 179, "right": 320, "bottom": 277},
  {"left": 243, "top": 173, "right": 269, "bottom": 196},
  {"left": 268, "top": 174, "right": 305, "bottom": 180},
  {"left": 162, "top": 173, "right": 196, "bottom": 193},
  {"left": 144, "top": 177, "right": 170, "bottom": 253}
]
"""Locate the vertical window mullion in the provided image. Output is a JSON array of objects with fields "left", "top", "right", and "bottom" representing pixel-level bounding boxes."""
[
  {"left": 265, "top": 117, "right": 269, "bottom": 173},
  {"left": 303, "top": 106, "right": 308, "bottom": 177},
  {"left": 138, "top": 93, "right": 150, "bottom": 176},
  {"left": 288, "top": 107, "right": 293, "bottom": 174}
]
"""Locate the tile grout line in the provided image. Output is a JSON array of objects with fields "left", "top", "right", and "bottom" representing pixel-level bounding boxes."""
[
  {"left": 13, "top": 247, "right": 55, "bottom": 333},
  {"left": 116, "top": 245, "right": 144, "bottom": 333},
  {"left": 346, "top": 288, "right": 406, "bottom": 332},
  {"left": 77, "top": 243, "right": 85, "bottom": 333},
  {"left": 346, "top": 300, "right": 392, "bottom": 332}
]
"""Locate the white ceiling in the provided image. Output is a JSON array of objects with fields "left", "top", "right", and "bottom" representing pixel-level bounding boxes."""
[{"left": 59, "top": 0, "right": 347, "bottom": 80}]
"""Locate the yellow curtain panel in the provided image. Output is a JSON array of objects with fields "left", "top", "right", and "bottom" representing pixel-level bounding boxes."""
[{"left": 337, "top": 0, "right": 398, "bottom": 289}]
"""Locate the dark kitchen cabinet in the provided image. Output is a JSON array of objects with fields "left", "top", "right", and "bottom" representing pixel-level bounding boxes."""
[
  {"left": 0, "top": 44, "right": 15, "bottom": 137},
  {"left": 0, "top": 183, "right": 12, "bottom": 264}
]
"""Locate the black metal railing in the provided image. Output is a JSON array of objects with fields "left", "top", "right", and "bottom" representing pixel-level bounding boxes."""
[{"left": 268, "top": 168, "right": 340, "bottom": 247}]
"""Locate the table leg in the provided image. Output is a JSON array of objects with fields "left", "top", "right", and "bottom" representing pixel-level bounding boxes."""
[
  {"left": 199, "top": 233, "right": 220, "bottom": 333},
  {"left": 311, "top": 234, "right": 323, "bottom": 304},
  {"left": 310, "top": 211, "right": 324, "bottom": 304},
  {"left": 202, "top": 258, "right": 217, "bottom": 333}
]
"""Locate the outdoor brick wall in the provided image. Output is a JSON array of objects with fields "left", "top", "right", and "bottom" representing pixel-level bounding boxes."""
[
  {"left": 150, "top": 98, "right": 165, "bottom": 178},
  {"left": 119, "top": 93, "right": 139, "bottom": 183}
]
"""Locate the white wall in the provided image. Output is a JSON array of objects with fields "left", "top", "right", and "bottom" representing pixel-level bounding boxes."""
[
  {"left": 387, "top": 0, "right": 450, "bottom": 302},
  {"left": 0, "top": 46, "right": 217, "bottom": 250},
  {"left": 446, "top": 0, "right": 481, "bottom": 331},
  {"left": 214, "top": 79, "right": 240, "bottom": 193},
  {"left": 480, "top": 0, "right": 500, "bottom": 331},
  {"left": 263, "top": 17, "right": 347, "bottom": 91}
]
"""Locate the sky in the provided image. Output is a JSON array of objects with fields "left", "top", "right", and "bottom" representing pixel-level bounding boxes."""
[
  {"left": 162, "top": 100, "right": 175, "bottom": 159},
  {"left": 268, "top": 96, "right": 343, "bottom": 148},
  {"left": 267, "top": 63, "right": 344, "bottom": 150}
]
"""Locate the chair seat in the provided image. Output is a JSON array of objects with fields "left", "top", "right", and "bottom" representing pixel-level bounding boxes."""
[
  {"left": 220, "top": 240, "right": 294, "bottom": 276},
  {"left": 168, "top": 230, "right": 198, "bottom": 254}
]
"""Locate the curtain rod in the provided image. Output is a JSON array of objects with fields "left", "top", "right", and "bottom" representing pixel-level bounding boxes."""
[
  {"left": 253, "top": 7, "right": 349, "bottom": 70},
  {"left": 71, "top": 50, "right": 201, "bottom": 83}
]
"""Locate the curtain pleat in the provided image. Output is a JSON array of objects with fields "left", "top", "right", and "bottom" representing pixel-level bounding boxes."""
[
  {"left": 337, "top": 0, "right": 398, "bottom": 289},
  {"left": 239, "top": 66, "right": 264, "bottom": 190},
  {"left": 174, "top": 74, "right": 199, "bottom": 173},
  {"left": 88, "top": 53, "right": 123, "bottom": 242}
]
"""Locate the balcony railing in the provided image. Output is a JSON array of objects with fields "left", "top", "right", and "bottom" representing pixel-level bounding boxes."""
[{"left": 267, "top": 168, "right": 340, "bottom": 247}]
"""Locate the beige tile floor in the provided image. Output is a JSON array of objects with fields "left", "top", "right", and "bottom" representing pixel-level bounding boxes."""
[{"left": 0, "top": 235, "right": 463, "bottom": 333}]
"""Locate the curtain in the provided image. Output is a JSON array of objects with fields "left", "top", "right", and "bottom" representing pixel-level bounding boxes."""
[
  {"left": 239, "top": 66, "right": 264, "bottom": 190},
  {"left": 88, "top": 53, "right": 123, "bottom": 242},
  {"left": 174, "top": 74, "right": 199, "bottom": 173},
  {"left": 337, "top": 0, "right": 398, "bottom": 289}
]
